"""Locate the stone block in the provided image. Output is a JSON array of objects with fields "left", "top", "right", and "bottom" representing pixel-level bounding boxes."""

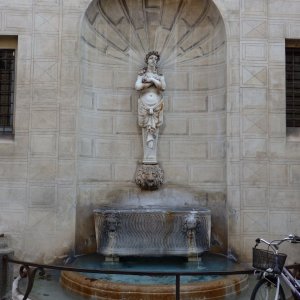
[
  {"left": 190, "top": 164, "right": 225, "bottom": 183},
  {"left": 227, "top": 90, "right": 240, "bottom": 112},
  {"left": 229, "top": 43, "right": 240, "bottom": 63},
  {"left": 34, "top": 12, "right": 59, "bottom": 33},
  {"left": 4, "top": 12, "right": 32, "bottom": 31},
  {"left": 191, "top": 115, "right": 226, "bottom": 135},
  {"left": 241, "top": 20, "right": 267, "bottom": 39},
  {"left": 0, "top": 162, "right": 27, "bottom": 180},
  {"left": 243, "top": 138, "right": 267, "bottom": 158},
  {"left": 60, "top": 86, "right": 78, "bottom": 107},
  {"left": 57, "top": 187, "right": 76, "bottom": 231},
  {"left": 17, "top": 60, "right": 31, "bottom": 84},
  {"left": 78, "top": 162, "right": 112, "bottom": 182},
  {"left": 163, "top": 116, "right": 188, "bottom": 135},
  {"left": 0, "top": 211, "right": 26, "bottom": 233},
  {"left": 229, "top": 66, "right": 240, "bottom": 86},
  {"left": 0, "top": 135, "right": 29, "bottom": 157},
  {"left": 269, "top": 90, "right": 285, "bottom": 111},
  {"left": 31, "top": 110, "right": 57, "bottom": 130},
  {"left": 270, "top": 164, "right": 288, "bottom": 186},
  {"left": 59, "top": 136, "right": 76, "bottom": 158},
  {"left": 79, "top": 137, "right": 93, "bottom": 157},
  {"left": 79, "top": 113, "right": 113, "bottom": 134},
  {"left": 269, "top": 67, "right": 285, "bottom": 89},
  {"left": 59, "top": 111, "right": 76, "bottom": 131},
  {"left": 62, "top": 38, "right": 78, "bottom": 60},
  {"left": 58, "top": 160, "right": 75, "bottom": 182},
  {"left": 227, "top": 187, "right": 241, "bottom": 209},
  {"left": 243, "top": 187, "right": 267, "bottom": 208},
  {"left": 269, "top": 1, "right": 300, "bottom": 15},
  {"left": 242, "top": 42, "right": 267, "bottom": 61},
  {"left": 227, "top": 162, "right": 240, "bottom": 185},
  {"left": 61, "top": 63, "right": 80, "bottom": 84},
  {"left": 269, "top": 113, "right": 285, "bottom": 137},
  {"left": 14, "top": 109, "right": 30, "bottom": 131},
  {"left": 227, "top": 20, "right": 240, "bottom": 39},
  {"left": 243, "top": 113, "right": 267, "bottom": 135},
  {"left": 31, "top": 134, "right": 57, "bottom": 156},
  {"left": 173, "top": 95, "right": 207, "bottom": 112},
  {"left": 270, "top": 189, "right": 300, "bottom": 209},
  {"left": 209, "top": 140, "right": 226, "bottom": 159},
  {"left": 172, "top": 141, "right": 207, "bottom": 159},
  {"left": 0, "top": 186, "right": 26, "bottom": 209},
  {"left": 269, "top": 43, "right": 285, "bottom": 64},
  {"left": 95, "top": 139, "right": 132, "bottom": 158},
  {"left": 242, "top": 211, "right": 268, "bottom": 233},
  {"left": 269, "top": 141, "right": 300, "bottom": 159},
  {"left": 96, "top": 94, "right": 132, "bottom": 112},
  {"left": 16, "top": 85, "right": 31, "bottom": 107},
  {"left": 80, "top": 90, "right": 94, "bottom": 109},
  {"left": 228, "top": 209, "right": 240, "bottom": 234},
  {"left": 192, "top": 67, "right": 226, "bottom": 90},
  {"left": 210, "top": 93, "right": 226, "bottom": 112},
  {"left": 18, "top": 35, "right": 32, "bottom": 59},
  {"left": 29, "top": 160, "right": 56, "bottom": 181},
  {"left": 157, "top": 140, "right": 170, "bottom": 160},
  {"left": 242, "top": 65, "right": 267, "bottom": 86},
  {"left": 62, "top": 13, "right": 81, "bottom": 35},
  {"left": 241, "top": 0, "right": 267, "bottom": 15},
  {"left": 269, "top": 213, "right": 289, "bottom": 235},
  {"left": 242, "top": 88, "right": 267, "bottom": 110},
  {"left": 82, "top": 65, "right": 113, "bottom": 88},
  {"left": 33, "top": 85, "right": 58, "bottom": 105},
  {"left": 29, "top": 185, "right": 56, "bottom": 207},
  {"left": 115, "top": 115, "right": 139, "bottom": 134},
  {"left": 290, "top": 165, "right": 300, "bottom": 185},
  {"left": 162, "top": 163, "right": 189, "bottom": 185},
  {"left": 243, "top": 161, "right": 267, "bottom": 184},
  {"left": 114, "top": 164, "right": 136, "bottom": 181},
  {"left": 114, "top": 71, "right": 136, "bottom": 89},
  {"left": 34, "top": 35, "right": 59, "bottom": 58},
  {"left": 33, "top": 61, "right": 58, "bottom": 83},
  {"left": 28, "top": 210, "right": 56, "bottom": 234},
  {"left": 227, "top": 138, "right": 240, "bottom": 161},
  {"left": 269, "top": 22, "right": 286, "bottom": 39},
  {"left": 164, "top": 72, "right": 189, "bottom": 90}
]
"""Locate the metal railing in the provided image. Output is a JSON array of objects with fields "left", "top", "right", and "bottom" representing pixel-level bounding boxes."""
[{"left": 2, "top": 255, "right": 254, "bottom": 300}]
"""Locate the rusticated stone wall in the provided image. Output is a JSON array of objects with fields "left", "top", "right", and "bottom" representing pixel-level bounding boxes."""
[{"left": 0, "top": 0, "right": 299, "bottom": 264}]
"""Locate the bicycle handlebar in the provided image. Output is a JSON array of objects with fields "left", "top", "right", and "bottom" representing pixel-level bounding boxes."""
[{"left": 255, "top": 234, "right": 300, "bottom": 252}]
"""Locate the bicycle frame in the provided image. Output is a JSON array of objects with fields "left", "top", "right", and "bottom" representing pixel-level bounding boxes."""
[{"left": 281, "top": 265, "right": 300, "bottom": 299}]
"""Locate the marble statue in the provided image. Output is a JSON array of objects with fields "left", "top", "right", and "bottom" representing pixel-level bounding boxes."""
[
  {"left": 134, "top": 51, "right": 165, "bottom": 190},
  {"left": 135, "top": 51, "right": 166, "bottom": 164}
]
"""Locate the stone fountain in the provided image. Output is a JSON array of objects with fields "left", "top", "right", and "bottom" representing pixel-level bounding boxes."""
[{"left": 60, "top": 51, "right": 248, "bottom": 299}]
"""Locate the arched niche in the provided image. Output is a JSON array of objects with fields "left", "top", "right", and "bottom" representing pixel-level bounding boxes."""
[{"left": 77, "top": 0, "right": 227, "bottom": 254}]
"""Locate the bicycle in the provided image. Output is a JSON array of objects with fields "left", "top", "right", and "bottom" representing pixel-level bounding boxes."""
[{"left": 250, "top": 234, "right": 300, "bottom": 300}]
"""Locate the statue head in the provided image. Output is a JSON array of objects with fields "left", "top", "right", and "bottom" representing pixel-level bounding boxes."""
[{"left": 145, "top": 51, "right": 160, "bottom": 65}]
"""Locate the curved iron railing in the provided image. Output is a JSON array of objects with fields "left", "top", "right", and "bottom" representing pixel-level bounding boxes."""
[{"left": 3, "top": 255, "right": 254, "bottom": 300}]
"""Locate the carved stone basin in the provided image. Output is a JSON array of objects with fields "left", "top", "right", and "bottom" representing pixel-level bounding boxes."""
[{"left": 94, "top": 207, "right": 211, "bottom": 259}]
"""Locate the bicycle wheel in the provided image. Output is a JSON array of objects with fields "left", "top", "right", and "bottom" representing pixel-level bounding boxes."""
[{"left": 250, "top": 278, "right": 286, "bottom": 300}]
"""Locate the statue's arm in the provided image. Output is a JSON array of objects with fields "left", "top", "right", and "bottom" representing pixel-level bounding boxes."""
[
  {"left": 150, "top": 75, "right": 166, "bottom": 91},
  {"left": 135, "top": 75, "right": 152, "bottom": 91}
]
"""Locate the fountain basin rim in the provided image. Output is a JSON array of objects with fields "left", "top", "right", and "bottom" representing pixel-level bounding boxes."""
[{"left": 93, "top": 207, "right": 211, "bottom": 214}]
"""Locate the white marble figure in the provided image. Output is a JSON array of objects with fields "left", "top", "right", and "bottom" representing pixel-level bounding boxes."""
[
  {"left": 135, "top": 51, "right": 166, "bottom": 164},
  {"left": 12, "top": 276, "right": 32, "bottom": 300}
]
